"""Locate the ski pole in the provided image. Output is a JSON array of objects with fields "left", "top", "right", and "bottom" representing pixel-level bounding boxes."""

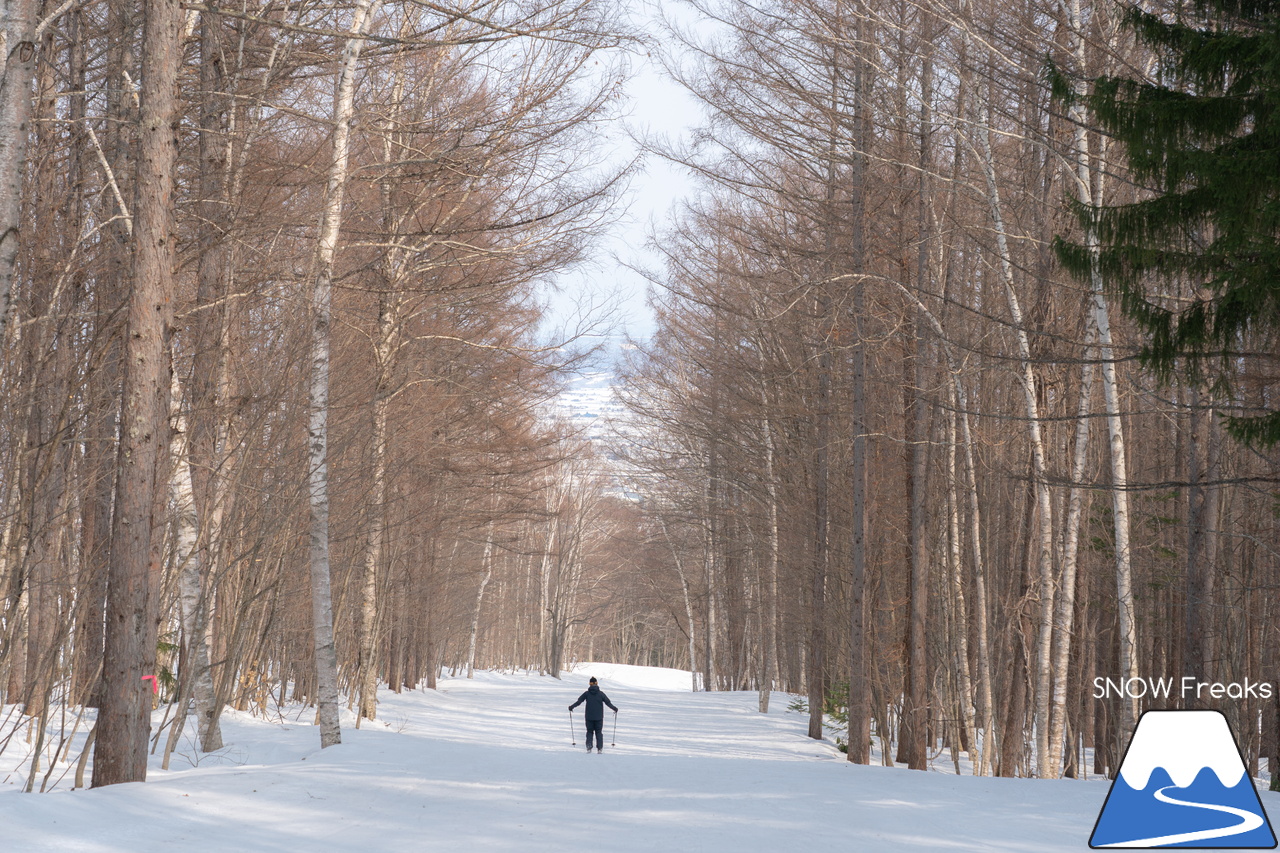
[
  {"left": 612, "top": 709, "right": 617, "bottom": 747},
  {"left": 570, "top": 710, "right": 576, "bottom": 746}
]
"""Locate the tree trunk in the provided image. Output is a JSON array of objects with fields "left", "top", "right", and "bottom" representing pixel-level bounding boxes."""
[
  {"left": 945, "top": 391, "right": 977, "bottom": 763},
  {"left": 1047, "top": 329, "right": 1097, "bottom": 775},
  {"left": 809, "top": 288, "right": 831, "bottom": 741},
  {"left": 306, "top": 0, "right": 382, "bottom": 749},
  {"left": 759, "top": 404, "right": 780, "bottom": 712},
  {"left": 186, "top": 0, "right": 236, "bottom": 754},
  {"left": 957, "top": 376, "right": 996, "bottom": 775},
  {"left": 539, "top": 507, "right": 557, "bottom": 675},
  {"left": 900, "top": 28, "right": 934, "bottom": 774},
  {"left": 163, "top": 371, "right": 220, "bottom": 766},
  {"left": 466, "top": 527, "right": 495, "bottom": 678},
  {"left": 1186, "top": 387, "right": 1219, "bottom": 698},
  {"left": 900, "top": 317, "right": 930, "bottom": 771},
  {"left": 0, "top": 0, "right": 39, "bottom": 334},
  {"left": 846, "top": 7, "right": 871, "bottom": 764},
  {"left": 704, "top": 421, "right": 721, "bottom": 692},
  {"left": 977, "top": 84, "right": 1056, "bottom": 778},
  {"left": 1062, "top": 3, "right": 1139, "bottom": 742},
  {"left": 660, "top": 517, "right": 700, "bottom": 693},
  {"left": 93, "top": 0, "right": 183, "bottom": 786},
  {"left": 1092, "top": 278, "right": 1139, "bottom": 739},
  {"left": 357, "top": 294, "right": 394, "bottom": 720}
]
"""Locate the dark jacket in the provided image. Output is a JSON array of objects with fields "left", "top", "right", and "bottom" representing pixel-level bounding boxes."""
[{"left": 569, "top": 684, "right": 618, "bottom": 721}]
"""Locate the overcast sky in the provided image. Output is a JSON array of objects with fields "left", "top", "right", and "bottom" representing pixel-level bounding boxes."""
[{"left": 536, "top": 1, "right": 704, "bottom": 348}]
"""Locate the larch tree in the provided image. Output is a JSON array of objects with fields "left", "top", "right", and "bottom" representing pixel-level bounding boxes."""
[{"left": 93, "top": 0, "right": 185, "bottom": 787}]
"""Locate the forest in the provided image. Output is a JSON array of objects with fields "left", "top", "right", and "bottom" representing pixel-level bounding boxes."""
[{"left": 0, "top": 0, "right": 1276, "bottom": 793}]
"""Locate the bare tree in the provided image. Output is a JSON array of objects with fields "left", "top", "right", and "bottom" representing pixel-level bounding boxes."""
[{"left": 93, "top": 0, "right": 184, "bottom": 787}]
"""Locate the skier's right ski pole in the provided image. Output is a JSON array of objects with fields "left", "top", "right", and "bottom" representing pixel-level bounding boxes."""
[
  {"left": 570, "top": 710, "right": 576, "bottom": 746},
  {"left": 612, "top": 709, "right": 617, "bottom": 747}
]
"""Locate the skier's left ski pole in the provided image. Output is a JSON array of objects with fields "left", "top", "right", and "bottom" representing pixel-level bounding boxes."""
[
  {"left": 570, "top": 711, "right": 576, "bottom": 746},
  {"left": 611, "top": 709, "right": 617, "bottom": 747}
]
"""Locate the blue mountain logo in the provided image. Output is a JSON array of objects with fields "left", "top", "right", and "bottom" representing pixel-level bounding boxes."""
[{"left": 1091, "top": 709, "right": 1277, "bottom": 848}]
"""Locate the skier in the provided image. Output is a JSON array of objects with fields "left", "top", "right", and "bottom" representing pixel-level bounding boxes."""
[{"left": 569, "top": 676, "right": 618, "bottom": 753}]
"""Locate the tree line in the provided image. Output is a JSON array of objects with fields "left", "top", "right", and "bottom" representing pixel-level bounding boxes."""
[
  {"left": 1, "top": 0, "right": 1276, "bottom": 793},
  {"left": 0, "top": 0, "right": 648, "bottom": 790},
  {"left": 615, "top": 0, "right": 1280, "bottom": 781}
]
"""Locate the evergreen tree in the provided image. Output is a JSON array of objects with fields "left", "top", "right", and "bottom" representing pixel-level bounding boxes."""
[{"left": 1053, "top": 0, "right": 1280, "bottom": 446}]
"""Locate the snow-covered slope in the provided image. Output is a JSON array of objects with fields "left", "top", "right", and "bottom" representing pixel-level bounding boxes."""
[
  {"left": 5, "top": 665, "right": 1269, "bottom": 852},
  {"left": 556, "top": 370, "right": 625, "bottom": 443},
  {"left": 551, "top": 368, "right": 648, "bottom": 498}
]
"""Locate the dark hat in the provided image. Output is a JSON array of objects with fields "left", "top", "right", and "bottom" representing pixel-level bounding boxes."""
[{"left": 589, "top": 676, "right": 598, "bottom": 684}]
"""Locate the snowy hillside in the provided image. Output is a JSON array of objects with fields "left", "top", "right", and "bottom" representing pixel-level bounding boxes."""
[
  {"left": 552, "top": 367, "right": 650, "bottom": 499},
  {"left": 555, "top": 369, "right": 625, "bottom": 446},
  {"left": 5, "top": 665, "right": 1269, "bottom": 852}
]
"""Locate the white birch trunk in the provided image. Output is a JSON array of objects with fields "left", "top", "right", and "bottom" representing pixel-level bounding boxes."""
[
  {"left": 945, "top": 393, "right": 978, "bottom": 764},
  {"left": 956, "top": 377, "right": 998, "bottom": 776},
  {"left": 538, "top": 506, "right": 557, "bottom": 675},
  {"left": 307, "top": 0, "right": 382, "bottom": 749},
  {"left": 163, "top": 371, "right": 221, "bottom": 766},
  {"left": 977, "top": 88, "right": 1057, "bottom": 778},
  {"left": 185, "top": 338, "right": 231, "bottom": 753},
  {"left": 1046, "top": 329, "right": 1097, "bottom": 774},
  {"left": 703, "top": 448, "right": 719, "bottom": 692},
  {"left": 1062, "top": 0, "right": 1139, "bottom": 741},
  {"left": 1094, "top": 271, "right": 1139, "bottom": 737},
  {"left": 357, "top": 367, "right": 388, "bottom": 721},
  {"left": 759, "top": 408, "right": 780, "bottom": 712},
  {"left": 466, "top": 527, "right": 495, "bottom": 678},
  {"left": 0, "top": 0, "right": 39, "bottom": 335}
]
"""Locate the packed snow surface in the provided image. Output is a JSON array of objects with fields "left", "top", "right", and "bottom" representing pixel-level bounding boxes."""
[{"left": 5, "top": 664, "right": 1271, "bottom": 851}]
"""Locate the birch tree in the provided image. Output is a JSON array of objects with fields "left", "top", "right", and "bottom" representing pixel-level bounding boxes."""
[
  {"left": 0, "top": 0, "right": 38, "bottom": 333},
  {"left": 307, "top": 0, "right": 382, "bottom": 749},
  {"left": 1048, "top": 0, "right": 1138, "bottom": 765},
  {"left": 162, "top": 372, "right": 221, "bottom": 768}
]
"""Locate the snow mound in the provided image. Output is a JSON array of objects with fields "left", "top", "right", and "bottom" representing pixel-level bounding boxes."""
[
  {"left": 565, "top": 661, "right": 692, "bottom": 691},
  {"left": 1118, "top": 710, "right": 1247, "bottom": 790}
]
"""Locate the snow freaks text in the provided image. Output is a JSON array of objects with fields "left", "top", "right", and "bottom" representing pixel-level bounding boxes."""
[{"left": 1093, "top": 677, "right": 1274, "bottom": 701}]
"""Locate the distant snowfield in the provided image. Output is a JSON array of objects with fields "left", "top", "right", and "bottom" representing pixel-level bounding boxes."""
[{"left": 3, "top": 663, "right": 1256, "bottom": 852}]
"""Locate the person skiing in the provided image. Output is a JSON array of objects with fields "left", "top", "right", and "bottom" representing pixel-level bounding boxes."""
[{"left": 569, "top": 676, "right": 618, "bottom": 753}]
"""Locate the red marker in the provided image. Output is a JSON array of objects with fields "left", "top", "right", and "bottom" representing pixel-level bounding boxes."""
[{"left": 141, "top": 675, "right": 158, "bottom": 694}]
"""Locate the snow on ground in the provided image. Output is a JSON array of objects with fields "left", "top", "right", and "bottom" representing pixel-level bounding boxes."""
[{"left": 2, "top": 663, "right": 1269, "bottom": 851}]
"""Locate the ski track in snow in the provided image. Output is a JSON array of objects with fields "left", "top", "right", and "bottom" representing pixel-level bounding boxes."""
[{"left": 5, "top": 663, "right": 1266, "bottom": 852}]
